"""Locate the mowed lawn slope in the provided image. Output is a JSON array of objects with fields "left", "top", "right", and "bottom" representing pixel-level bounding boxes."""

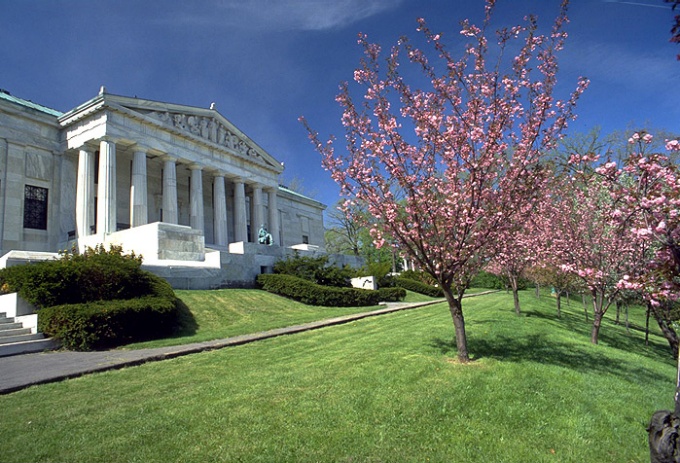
[{"left": 0, "top": 290, "right": 675, "bottom": 462}]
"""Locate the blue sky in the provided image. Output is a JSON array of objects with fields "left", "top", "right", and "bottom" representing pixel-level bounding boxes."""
[{"left": 1, "top": 0, "right": 678, "bottom": 211}]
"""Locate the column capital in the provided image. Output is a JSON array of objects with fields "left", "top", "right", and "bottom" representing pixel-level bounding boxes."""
[
  {"left": 188, "top": 163, "right": 203, "bottom": 171},
  {"left": 161, "top": 155, "right": 178, "bottom": 163}
]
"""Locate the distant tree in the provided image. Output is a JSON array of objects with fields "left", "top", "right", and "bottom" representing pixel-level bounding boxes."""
[
  {"left": 303, "top": 0, "right": 588, "bottom": 362},
  {"left": 539, "top": 160, "right": 636, "bottom": 344},
  {"left": 486, "top": 218, "right": 542, "bottom": 316},
  {"left": 325, "top": 200, "right": 363, "bottom": 256},
  {"left": 325, "top": 200, "right": 398, "bottom": 269}
]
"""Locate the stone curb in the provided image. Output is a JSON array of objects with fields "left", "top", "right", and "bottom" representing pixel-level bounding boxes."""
[{"left": 0, "top": 290, "right": 497, "bottom": 395}]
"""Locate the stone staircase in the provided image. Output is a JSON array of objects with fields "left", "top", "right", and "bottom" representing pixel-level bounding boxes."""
[{"left": 0, "top": 311, "right": 59, "bottom": 357}]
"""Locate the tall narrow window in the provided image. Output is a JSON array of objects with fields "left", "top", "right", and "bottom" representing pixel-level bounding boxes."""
[{"left": 24, "top": 185, "right": 48, "bottom": 230}]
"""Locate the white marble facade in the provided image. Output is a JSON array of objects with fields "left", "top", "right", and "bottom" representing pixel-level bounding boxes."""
[{"left": 0, "top": 88, "right": 328, "bottom": 286}]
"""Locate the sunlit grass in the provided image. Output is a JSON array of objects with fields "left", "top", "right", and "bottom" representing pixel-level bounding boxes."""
[{"left": 0, "top": 290, "right": 673, "bottom": 462}]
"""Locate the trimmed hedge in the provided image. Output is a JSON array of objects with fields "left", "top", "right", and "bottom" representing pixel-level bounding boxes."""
[
  {"left": 395, "top": 277, "right": 444, "bottom": 298},
  {"left": 377, "top": 287, "right": 407, "bottom": 302},
  {"left": 37, "top": 274, "right": 182, "bottom": 350},
  {"left": 257, "top": 273, "right": 404, "bottom": 307},
  {"left": 0, "top": 245, "right": 152, "bottom": 309},
  {"left": 0, "top": 245, "right": 191, "bottom": 351}
]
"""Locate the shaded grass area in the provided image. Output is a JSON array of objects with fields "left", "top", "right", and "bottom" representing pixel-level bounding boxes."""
[{"left": 0, "top": 290, "right": 675, "bottom": 462}]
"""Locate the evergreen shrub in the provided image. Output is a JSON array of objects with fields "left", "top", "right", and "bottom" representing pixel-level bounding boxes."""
[
  {"left": 273, "top": 254, "right": 355, "bottom": 287},
  {"left": 0, "top": 245, "right": 188, "bottom": 350},
  {"left": 395, "top": 277, "right": 444, "bottom": 297},
  {"left": 257, "top": 273, "right": 403, "bottom": 306}
]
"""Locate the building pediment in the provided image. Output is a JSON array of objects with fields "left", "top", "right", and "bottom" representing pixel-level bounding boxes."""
[{"left": 60, "top": 92, "right": 284, "bottom": 174}]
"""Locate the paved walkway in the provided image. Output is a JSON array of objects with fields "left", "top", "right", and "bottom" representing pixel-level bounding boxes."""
[{"left": 0, "top": 291, "right": 495, "bottom": 395}]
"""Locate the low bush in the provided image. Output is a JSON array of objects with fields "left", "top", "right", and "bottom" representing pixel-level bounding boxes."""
[
  {"left": 0, "top": 245, "right": 152, "bottom": 308},
  {"left": 470, "top": 271, "right": 505, "bottom": 290},
  {"left": 377, "top": 287, "right": 406, "bottom": 302},
  {"left": 399, "top": 269, "right": 437, "bottom": 286},
  {"left": 257, "top": 274, "right": 403, "bottom": 307},
  {"left": 38, "top": 271, "right": 183, "bottom": 350},
  {"left": 0, "top": 245, "right": 191, "bottom": 350},
  {"left": 470, "top": 271, "right": 529, "bottom": 290},
  {"left": 395, "top": 277, "right": 444, "bottom": 298},
  {"left": 273, "top": 253, "right": 356, "bottom": 288}
]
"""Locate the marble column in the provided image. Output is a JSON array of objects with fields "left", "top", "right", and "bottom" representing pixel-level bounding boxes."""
[
  {"left": 233, "top": 179, "right": 247, "bottom": 243},
  {"left": 76, "top": 146, "right": 94, "bottom": 238},
  {"left": 189, "top": 165, "right": 204, "bottom": 232},
  {"left": 162, "top": 156, "right": 178, "bottom": 224},
  {"left": 213, "top": 174, "right": 228, "bottom": 246},
  {"left": 130, "top": 150, "right": 148, "bottom": 227},
  {"left": 97, "top": 139, "right": 117, "bottom": 235},
  {"left": 267, "top": 187, "right": 279, "bottom": 245},
  {"left": 250, "top": 185, "right": 263, "bottom": 243}
]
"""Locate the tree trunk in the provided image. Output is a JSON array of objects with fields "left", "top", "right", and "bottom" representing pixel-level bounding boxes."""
[
  {"left": 582, "top": 294, "right": 589, "bottom": 321},
  {"left": 443, "top": 288, "right": 470, "bottom": 363},
  {"left": 556, "top": 291, "right": 562, "bottom": 319},
  {"left": 648, "top": 301, "right": 680, "bottom": 359},
  {"left": 510, "top": 275, "right": 521, "bottom": 316},
  {"left": 590, "top": 291, "right": 614, "bottom": 344},
  {"left": 645, "top": 304, "right": 651, "bottom": 346},
  {"left": 535, "top": 283, "right": 540, "bottom": 299},
  {"left": 625, "top": 303, "right": 630, "bottom": 333},
  {"left": 591, "top": 309, "right": 603, "bottom": 345},
  {"left": 566, "top": 291, "right": 570, "bottom": 307},
  {"left": 615, "top": 299, "right": 621, "bottom": 325}
]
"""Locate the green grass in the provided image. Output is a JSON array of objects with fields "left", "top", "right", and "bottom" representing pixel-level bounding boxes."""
[
  {"left": 0, "top": 290, "right": 675, "bottom": 462},
  {"left": 125, "top": 289, "right": 394, "bottom": 349}
]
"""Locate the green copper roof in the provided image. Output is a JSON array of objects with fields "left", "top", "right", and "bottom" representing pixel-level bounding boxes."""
[{"left": 0, "top": 89, "right": 62, "bottom": 117}]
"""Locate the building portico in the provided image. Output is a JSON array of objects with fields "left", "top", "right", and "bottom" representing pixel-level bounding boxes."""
[
  {"left": 0, "top": 87, "right": 335, "bottom": 288},
  {"left": 61, "top": 88, "right": 286, "bottom": 260}
]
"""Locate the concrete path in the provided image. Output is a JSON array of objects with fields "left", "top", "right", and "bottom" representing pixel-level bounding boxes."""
[{"left": 0, "top": 291, "right": 495, "bottom": 395}]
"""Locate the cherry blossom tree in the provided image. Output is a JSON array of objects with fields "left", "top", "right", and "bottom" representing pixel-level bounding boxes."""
[
  {"left": 598, "top": 133, "right": 680, "bottom": 355},
  {"left": 538, "top": 157, "right": 639, "bottom": 344},
  {"left": 486, "top": 216, "right": 543, "bottom": 316},
  {"left": 302, "top": 0, "right": 588, "bottom": 362}
]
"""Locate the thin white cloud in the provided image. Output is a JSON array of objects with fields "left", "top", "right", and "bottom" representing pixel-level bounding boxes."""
[
  {"left": 602, "top": 0, "right": 672, "bottom": 9},
  {"left": 156, "top": 0, "right": 404, "bottom": 32},
  {"left": 227, "top": 0, "right": 405, "bottom": 31}
]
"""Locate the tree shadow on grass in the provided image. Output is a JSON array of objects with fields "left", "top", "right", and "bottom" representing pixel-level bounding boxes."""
[
  {"left": 523, "top": 309, "right": 673, "bottom": 365},
  {"left": 431, "top": 332, "right": 671, "bottom": 384}
]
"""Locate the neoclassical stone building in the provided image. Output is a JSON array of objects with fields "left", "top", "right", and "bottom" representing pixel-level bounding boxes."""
[{"left": 0, "top": 87, "right": 331, "bottom": 288}]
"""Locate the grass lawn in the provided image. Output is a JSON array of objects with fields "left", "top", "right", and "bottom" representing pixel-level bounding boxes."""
[
  {"left": 125, "top": 289, "right": 400, "bottom": 349},
  {"left": 0, "top": 290, "right": 675, "bottom": 462}
]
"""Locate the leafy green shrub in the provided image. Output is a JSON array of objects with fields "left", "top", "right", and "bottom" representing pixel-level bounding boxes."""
[
  {"left": 359, "top": 261, "right": 396, "bottom": 288},
  {"left": 258, "top": 273, "right": 397, "bottom": 307},
  {"left": 399, "top": 269, "right": 437, "bottom": 286},
  {"left": 377, "top": 287, "right": 406, "bottom": 302},
  {"left": 0, "top": 245, "right": 192, "bottom": 350},
  {"left": 273, "top": 254, "right": 355, "bottom": 287},
  {"left": 0, "top": 245, "right": 151, "bottom": 308},
  {"left": 470, "top": 271, "right": 529, "bottom": 290},
  {"left": 470, "top": 270, "right": 505, "bottom": 290},
  {"left": 395, "top": 277, "right": 444, "bottom": 297},
  {"left": 37, "top": 272, "right": 183, "bottom": 350}
]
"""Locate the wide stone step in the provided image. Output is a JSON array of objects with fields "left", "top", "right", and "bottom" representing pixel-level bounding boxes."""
[
  {"left": 0, "top": 337, "right": 60, "bottom": 357},
  {"left": 0, "top": 327, "right": 31, "bottom": 337},
  {"left": 0, "top": 322, "right": 23, "bottom": 331},
  {"left": 0, "top": 333, "right": 45, "bottom": 345},
  {"left": 0, "top": 317, "right": 15, "bottom": 324}
]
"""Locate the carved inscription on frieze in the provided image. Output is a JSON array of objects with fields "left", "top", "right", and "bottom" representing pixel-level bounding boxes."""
[{"left": 148, "top": 110, "right": 262, "bottom": 160}]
